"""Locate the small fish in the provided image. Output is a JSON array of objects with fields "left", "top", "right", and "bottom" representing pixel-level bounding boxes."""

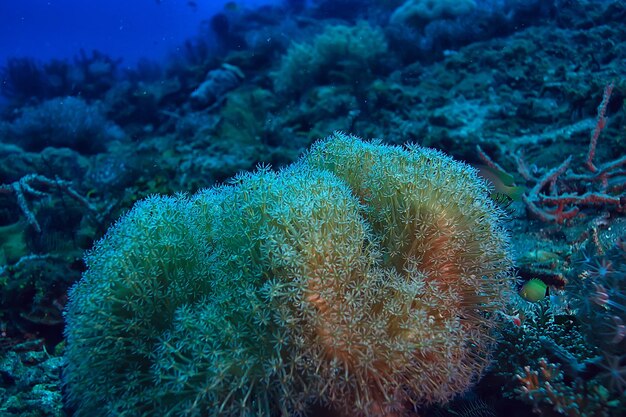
[
  {"left": 524, "top": 249, "right": 559, "bottom": 263},
  {"left": 520, "top": 278, "right": 547, "bottom": 303},
  {"left": 548, "top": 289, "right": 570, "bottom": 314},
  {"left": 476, "top": 165, "right": 526, "bottom": 201}
]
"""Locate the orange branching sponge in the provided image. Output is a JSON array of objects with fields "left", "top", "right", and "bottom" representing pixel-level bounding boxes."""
[{"left": 64, "top": 133, "right": 513, "bottom": 417}]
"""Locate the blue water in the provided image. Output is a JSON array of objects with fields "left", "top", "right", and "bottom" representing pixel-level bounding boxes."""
[{"left": 0, "top": 0, "right": 276, "bottom": 66}]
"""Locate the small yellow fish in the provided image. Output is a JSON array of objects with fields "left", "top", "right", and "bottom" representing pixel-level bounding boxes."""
[{"left": 520, "top": 278, "right": 547, "bottom": 303}]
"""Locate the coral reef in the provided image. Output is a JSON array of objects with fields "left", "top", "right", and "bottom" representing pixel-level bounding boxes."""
[
  {"left": 272, "top": 21, "right": 388, "bottom": 96},
  {"left": 64, "top": 133, "right": 512, "bottom": 417},
  {"left": 0, "top": 1, "right": 625, "bottom": 416},
  {"left": 0, "top": 347, "right": 64, "bottom": 417},
  {"left": 1, "top": 96, "right": 125, "bottom": 154},
  {"left": 190, "top": 63, "right": 244, "bottom": 109},
  {"left": 0, "top": 50, "right": 121, "bottom": 106},
  {"left": 390, "top": 0, "right": 476, "bottom": 25}
]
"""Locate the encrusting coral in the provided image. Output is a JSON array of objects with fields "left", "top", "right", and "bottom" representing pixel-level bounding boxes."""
[{"left": 63, "top": 133, "right": 513, "bottom": 417}]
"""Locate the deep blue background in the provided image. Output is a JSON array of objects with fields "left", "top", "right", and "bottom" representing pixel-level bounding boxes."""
[{"left": 0, "top": 0, "right": 276, "bottom": 67}]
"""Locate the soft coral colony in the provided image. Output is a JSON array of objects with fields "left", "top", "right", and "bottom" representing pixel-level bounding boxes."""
[{"left": 63, "top": 133, "right": 514, "bottom": 417}]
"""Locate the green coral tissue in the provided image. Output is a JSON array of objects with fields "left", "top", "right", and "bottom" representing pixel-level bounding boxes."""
[{"left": 63, "top": 133, "right": 514, "bottom": 417}]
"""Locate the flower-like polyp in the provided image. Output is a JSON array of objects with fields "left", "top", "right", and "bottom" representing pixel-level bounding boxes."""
[{"left": 63, "top": 133, "right": 513, "bottom": 417}]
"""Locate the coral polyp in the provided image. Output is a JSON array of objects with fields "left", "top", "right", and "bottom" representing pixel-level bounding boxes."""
[
  {"left": 586, "top": 257, "right": 615, "bottom": 281},
  {"left": 598, "top": 352, "right": 626, "bottom": 394}
]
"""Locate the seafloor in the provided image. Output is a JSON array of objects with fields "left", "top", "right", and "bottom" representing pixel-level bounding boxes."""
[{"left": 0, "top": 0, "right": 625, "bottom": 416}]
